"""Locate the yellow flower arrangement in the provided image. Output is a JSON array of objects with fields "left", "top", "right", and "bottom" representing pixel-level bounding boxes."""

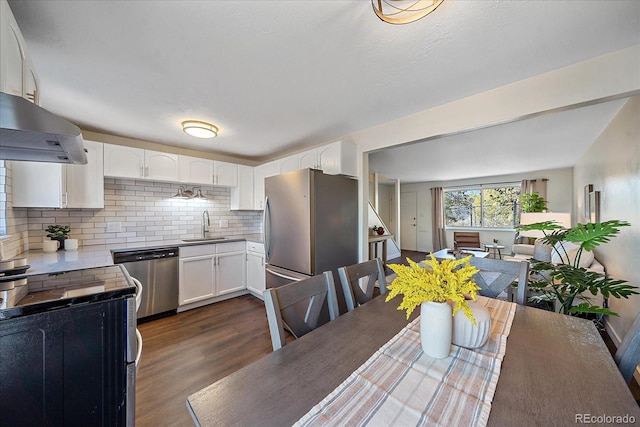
[{"left": 385, "top": 255, "right": 481, "bottom": 324}]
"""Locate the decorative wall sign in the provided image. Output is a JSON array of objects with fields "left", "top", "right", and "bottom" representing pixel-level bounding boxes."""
[
  {"left": 589, "top": 190, "right": 600, "bottom": 223},
  {"left": 584, "top": 184, "right": 593, "bottom": 220}
]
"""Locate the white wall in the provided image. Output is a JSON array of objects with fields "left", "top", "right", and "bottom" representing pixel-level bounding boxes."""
[
  {"left": 377, "top": 184, "right": 393, "bottom": 229},
  {"left": 400, "top": 167, "right": 573, "bottom": 253},
  {"left": 572, "top": 95, "right": 640, "bottom": 347}
]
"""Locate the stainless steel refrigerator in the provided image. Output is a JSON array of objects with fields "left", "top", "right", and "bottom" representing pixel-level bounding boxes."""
[{"left": 264, "top": 168, "right": 358, "bottom": 313}]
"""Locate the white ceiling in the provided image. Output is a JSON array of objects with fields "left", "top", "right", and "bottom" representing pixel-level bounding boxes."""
[{"left": 7, "top": 0, "right": 640, "bottom": 180}]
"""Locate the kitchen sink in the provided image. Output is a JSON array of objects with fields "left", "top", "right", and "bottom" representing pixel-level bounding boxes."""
[{"left": 181, "top": 237, "right": 230, "bottom": 243}]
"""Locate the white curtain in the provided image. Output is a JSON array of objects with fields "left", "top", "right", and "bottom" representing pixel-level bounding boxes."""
[{"left": 431, "top": 187, "right": 446, "bottom": 252}]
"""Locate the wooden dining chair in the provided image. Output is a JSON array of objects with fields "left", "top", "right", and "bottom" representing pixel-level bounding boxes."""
[
  {"left": 467, "top": 257, "right": 530, "bottom": 305},
  {"left": 615, "top": 310, "right": 640, "bottom": 384},
  {"left": 263, "top": 271, "right": 339, "bottom": 351},
  {"left": 453, "top": 231, "right": 484, "bottom": 251},
  {"left": 338, "top": 258, "right": 387, "bottom": 312}
]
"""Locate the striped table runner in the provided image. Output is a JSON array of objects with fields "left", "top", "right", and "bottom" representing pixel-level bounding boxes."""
[{"left": 294, "top": 297, "right": 516, "bottom": 427}]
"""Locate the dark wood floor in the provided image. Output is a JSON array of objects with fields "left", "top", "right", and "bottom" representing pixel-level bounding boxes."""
[
  {"left": 135, "top": 295, "right": 273, "bottom": 426},
  {"left": 136, "top": 250, "right": 638, "bottom": 425}
]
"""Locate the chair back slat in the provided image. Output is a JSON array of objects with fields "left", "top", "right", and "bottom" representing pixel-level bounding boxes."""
[
  {"left": 338, "top": 258, "right": 387, "bottom": 312},
  {"left": 615, "top": 311, "right": 640, "bottom": 384},
  {"left": 263, "top": 272, "right": 339, "bottom": 351},
  {"left": 467, "top": 257, "right": 529, "bottom": 305},
  {"left": 453, "top": 232, "right": 482, "bottom": 250}
]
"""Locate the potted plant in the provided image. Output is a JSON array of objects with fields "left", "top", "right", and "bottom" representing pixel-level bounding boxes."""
[
  {"left": 385, "top": 255, "right": 482, "bottom": 358},
  {"left": 518, "top": 219, "right": 638, "bottom": 317},
  {"left": 46, "top": 225, "right": 71, "bottom": 251},
  {"left": 372, "top": 225, "right": 385, "bottom": 235},
  {"left": 520, "top": 192, "right": 547, "bottom": 213}
]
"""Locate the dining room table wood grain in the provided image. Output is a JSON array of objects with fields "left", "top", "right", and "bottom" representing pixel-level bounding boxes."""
[{"left": 187, "top": 296, "right": 640, "bottom": 427}]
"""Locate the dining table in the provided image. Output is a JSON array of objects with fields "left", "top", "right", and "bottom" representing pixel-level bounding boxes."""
[{"left": 187, "top": 295, "right": 640, "bottom": 426}]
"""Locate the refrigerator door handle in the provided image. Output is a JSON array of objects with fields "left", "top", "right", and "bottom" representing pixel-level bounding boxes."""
[
  {"left": 263, "top": 196, "right": 271, "bottom": 261},
  {"left": 266, "top": 267, "right": 302, "bottom": 282}
]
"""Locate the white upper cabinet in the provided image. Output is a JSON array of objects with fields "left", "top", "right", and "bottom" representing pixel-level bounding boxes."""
[
  {"left": 22, "top": 56, "right": 39, "bottom": 104},
  {"left": 230, "top": 164, "right": 255, "bottom": 210},
  {"left": 254, "top": 160, "right": 279, "bottom": 210},
  {"left": 103, "top": 144, "right": 145, "bottom": 178},
  {"left": 1, "top": 0, "right": 39, "bottom": 102},
  {"left": 65, "top": 140, "right": 104, "bottom": 208},
  {"left": 103, "top": 144, "right": 179, "bottom": 182},
  {"left": 12, "top": 140, "right": 104, "bottom": 208},
  {"left": 318, "top": 141, "right": 357, "bottom": 176},
  {"left": 279, "top": 155, "right": 300, "bottom": 174},
  {"left": 299, "top": 150, "right": 318, "bottom": 170},
  {"left": 266, "top": 141, "right": 358, "bottom": 179},
  {"left": 146, "top": 151, "right": 179, "bottom": 182},
  {"left": 213, "top": 161, "right": 238, "bottom": 187},
  {"left": 179, "top": 155, "right": 213, "bottom": 185}
]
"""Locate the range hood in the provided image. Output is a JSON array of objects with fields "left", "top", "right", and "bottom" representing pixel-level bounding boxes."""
[{"left": 0, "top": 92, "right": 87, "bottom": 164}]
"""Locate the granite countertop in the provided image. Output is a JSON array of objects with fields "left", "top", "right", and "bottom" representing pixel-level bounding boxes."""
[
  {"left": 0, "top": 265, "right": 135, "bottom": 320},
  {"left": 15, "top": 234, "right": 264, "bottom": 277}
]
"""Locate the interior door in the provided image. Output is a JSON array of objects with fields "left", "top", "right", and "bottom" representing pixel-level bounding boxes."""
[{"left": 400, "top": 192, "right": 417, "bottom": 251}]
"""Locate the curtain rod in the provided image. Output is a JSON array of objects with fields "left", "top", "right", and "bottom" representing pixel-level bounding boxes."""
[
  {"left": 432, "top": 180, "right": 520, "bottom": 190},
  {"left": 431, "top": 178, "right": 549, "bottom": 190}
]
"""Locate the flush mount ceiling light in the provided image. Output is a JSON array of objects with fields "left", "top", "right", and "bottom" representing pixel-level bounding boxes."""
[
  {"left": 182, "top": 120, "right": 218, "bottom": 139},
  {"left": 372, "top": 0, "right": 444, "bottom": 24}
]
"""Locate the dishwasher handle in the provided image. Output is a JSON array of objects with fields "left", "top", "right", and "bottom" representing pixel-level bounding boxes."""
[{"left": 113, "top": 248, "right": 179, "bottom": 264}]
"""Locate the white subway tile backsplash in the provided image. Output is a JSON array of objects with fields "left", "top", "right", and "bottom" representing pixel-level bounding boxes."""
[{"left": 21, "top": 178, "right": 262, "bottom": 249}]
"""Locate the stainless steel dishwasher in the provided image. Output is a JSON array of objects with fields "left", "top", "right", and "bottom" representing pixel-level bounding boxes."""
[{"left": 113, "top": 247, "right": 179, "bottom": 321}]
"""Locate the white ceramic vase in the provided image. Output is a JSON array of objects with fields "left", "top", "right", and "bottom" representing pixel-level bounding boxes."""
[
  {"left": 452, "top": 300, "right": 492, "bottom": 349},
  {"left": 419, "top": 301, "right": 452, "bottom": 359}
]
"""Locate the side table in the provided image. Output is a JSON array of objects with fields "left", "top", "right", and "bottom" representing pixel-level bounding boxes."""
[
  {"left": 483, "top": 243, "right": 505, "bottom": 259},
  {"left": 368, "top": 234, "right": 393, "bottom": 266}
]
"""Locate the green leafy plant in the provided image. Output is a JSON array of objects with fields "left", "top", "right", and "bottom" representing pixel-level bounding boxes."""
[
  {"left": 45, "top": 225, "right": 70, "bottom": 239},
  {"left": 518, "top": 219, "right": 637, "bottom": 317},
  {"left": 520, "top": 192, "right": 547, "bottom": 213}
]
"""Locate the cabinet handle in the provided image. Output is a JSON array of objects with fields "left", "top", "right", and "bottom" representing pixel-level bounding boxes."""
[
  {"left": 26, "top": 90, "right": 39, "bottom": 105},
  {"left": 62, "top": 193, "right": 68, "bottom": 208},
  {"left": 145, "top": 166, "right": 149, "bottom": 177},
  {"left": 140, "top": 166, "right": 145, "bottom": 177}
]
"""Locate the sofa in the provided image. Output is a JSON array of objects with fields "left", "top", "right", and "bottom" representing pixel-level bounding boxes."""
[{"left": 504, "top": 240, "right": 605, "bottom": 274}]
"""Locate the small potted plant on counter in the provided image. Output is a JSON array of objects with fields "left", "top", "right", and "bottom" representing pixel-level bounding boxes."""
[
  {"left": 372, "top": 225, "right": 385, "bottom": 235},
  {"left": 46, "top": 225, "right": 71, "bottom": 251}
]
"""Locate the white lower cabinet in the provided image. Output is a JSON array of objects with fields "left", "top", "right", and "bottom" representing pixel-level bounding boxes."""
[
  {"left": 246, "top": 242, "right": 265, "bottom": 300},
  {"left": 179, "top": 242, "right": 246, "bottom": 307},
  {"left": 179, "top": 253, "right": 216, "bottom": 305},
  {"left": 216, "top": 248, "right": 246, "bottom": 295}
]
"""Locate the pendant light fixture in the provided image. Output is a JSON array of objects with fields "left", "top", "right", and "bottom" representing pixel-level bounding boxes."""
[
  {"left": 182, "top": 120, "right": 218, "bottom": 139},
  {"left": 172, "top": 186, "right": 190, "bottom": 199},
  {"left": 193, "top": 187, "right": 207, "bottom": 199},
  {"left": 171, "top": 186, "right": 206, "bottom": 200},
  {"left": 372, "top": 0, "right": 444, "bottom": 24}
]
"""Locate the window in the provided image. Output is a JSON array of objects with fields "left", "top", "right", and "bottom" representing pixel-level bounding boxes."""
[{"left": 444, "top": 185, "right": 520, "bottom": 228}]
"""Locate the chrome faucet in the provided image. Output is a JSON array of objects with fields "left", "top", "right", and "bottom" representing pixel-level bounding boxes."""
[{"left": 202, "top": 209, "right": 210, "bottom": 238}]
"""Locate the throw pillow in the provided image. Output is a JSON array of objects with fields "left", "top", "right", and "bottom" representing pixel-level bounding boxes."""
[{"left": 551, "top": 241, "right": 594, "bottom": 268}]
